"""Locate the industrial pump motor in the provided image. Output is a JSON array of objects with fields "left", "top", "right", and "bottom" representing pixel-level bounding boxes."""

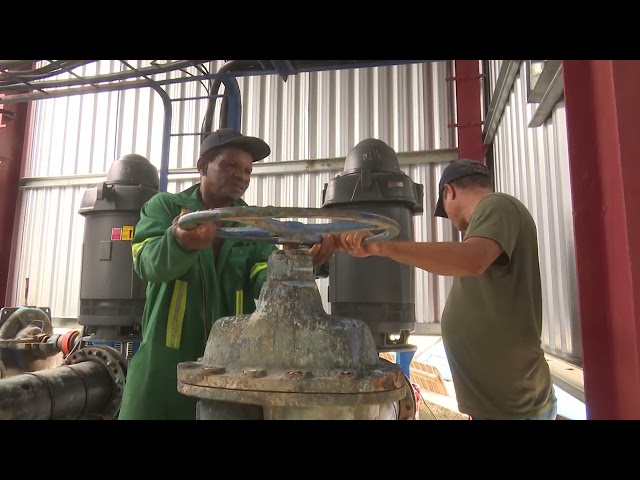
[
  {"left": 77, "top": 154, "right": 159, "bottom": 348},
  {"left": 322, "top": 138, "right": 424, "bottom": 351}
]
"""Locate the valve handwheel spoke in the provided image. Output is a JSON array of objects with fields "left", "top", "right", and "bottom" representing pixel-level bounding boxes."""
[{"left": 178, "top": 206, "right": 400, "bottom": 246}]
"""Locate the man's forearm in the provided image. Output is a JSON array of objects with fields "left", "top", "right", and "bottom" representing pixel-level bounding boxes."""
[{"left": 376, "top": 240, "right": 482, "bottom": 276}]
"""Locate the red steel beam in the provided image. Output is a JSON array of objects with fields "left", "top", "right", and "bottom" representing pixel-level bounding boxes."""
[
  {"left": 451, "top": 60, "right": 485, "bottom": 163},
  {"left": 563, "top": 60, "right": 640, "bottom": 419},
  {"left": 0, "top": 96, "right": 29, "bottom": 306}
]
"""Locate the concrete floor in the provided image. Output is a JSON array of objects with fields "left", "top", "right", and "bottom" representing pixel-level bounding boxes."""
[{"left": 406, "top": 334, "right": 587, "bottom": 420}]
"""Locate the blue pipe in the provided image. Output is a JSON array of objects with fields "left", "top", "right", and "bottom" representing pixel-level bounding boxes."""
[
  {"left": 396, "top": 350, "right": 416, "bottom": 379},
  {"left": 149, "top": 83, "right": 172, "bottom": 192},
  {"left": 220, "top": 74, "right": 242, "bottom": 131}
]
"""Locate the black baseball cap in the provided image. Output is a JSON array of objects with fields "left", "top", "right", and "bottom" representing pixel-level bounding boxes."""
[
  {"left": 434, "top": 159, "right": 490, "bottom": 218},
  {"left": 200, "top": 128, "right": 271, "bottom": 162}
]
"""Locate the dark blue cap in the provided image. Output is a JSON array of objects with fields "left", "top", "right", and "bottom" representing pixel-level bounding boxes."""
[
  {"left": 200, "top": 128, "right": 271, "bottom": 162},
  {"left": 434, "top": 159, "right": 489, "bottom": 218}
]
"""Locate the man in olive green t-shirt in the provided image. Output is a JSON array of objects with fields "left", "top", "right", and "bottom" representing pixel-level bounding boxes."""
[{"left": 332, "top": 159, "right": 556, "bottom": 420}]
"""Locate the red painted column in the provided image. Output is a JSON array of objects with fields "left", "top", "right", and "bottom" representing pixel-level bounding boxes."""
[
  {"left": 563, "top": 60, "right": 640, "bottom": 419},
  {"left": 0, "top": 96, "right": 30, "bottom": 306},
  {"left": 452, "top": 60, "right": 485, "bottom": 163}
]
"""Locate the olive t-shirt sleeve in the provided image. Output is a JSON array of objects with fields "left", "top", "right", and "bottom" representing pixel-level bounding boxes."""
[{"left": 463, "top": 194, "right": 521, "bottom": 263}]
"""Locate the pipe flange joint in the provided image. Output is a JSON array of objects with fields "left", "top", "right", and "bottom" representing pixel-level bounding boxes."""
[{"left": 64, "top": 345, "right": 128, "bottom": 419}]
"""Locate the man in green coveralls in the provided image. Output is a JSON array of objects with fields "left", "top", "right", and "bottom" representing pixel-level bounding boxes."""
[
  {"left": 331, "top": 159, "right": 557, "bottom": 420},
  {"left": 118, "top": 128, "right": 336, "bottom": 420}
]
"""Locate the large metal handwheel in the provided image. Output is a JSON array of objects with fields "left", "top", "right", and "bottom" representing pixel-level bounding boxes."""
[{"left": 177, "top": 206, "right": 400, "bottom": 246}]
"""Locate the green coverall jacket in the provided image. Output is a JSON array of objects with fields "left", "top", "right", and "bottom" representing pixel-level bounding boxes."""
[{"left": 118, "top": 183, "right": 277, "bottom": 420}]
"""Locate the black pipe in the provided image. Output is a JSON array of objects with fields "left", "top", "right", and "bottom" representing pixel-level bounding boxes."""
[{"left": 0, "top": 361, "right": 114, "bottom": 420}]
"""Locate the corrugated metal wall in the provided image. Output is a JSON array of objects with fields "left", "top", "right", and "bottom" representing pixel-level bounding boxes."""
[
  {"left": 12, "top": 60, "right": 459, "bottom": 330},
  {"left": 488, "top": 61, "right": 581, "bottom": 364}
]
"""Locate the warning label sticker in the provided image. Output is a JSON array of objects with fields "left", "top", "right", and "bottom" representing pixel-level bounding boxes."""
[
  {"left": 122, "top": 225, "right": 134, "bottom": 241},
  {"left": 111, "top": 228, "right": 122, "bottom": 241}
]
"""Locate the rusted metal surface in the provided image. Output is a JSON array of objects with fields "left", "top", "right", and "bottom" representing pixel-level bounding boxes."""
[
  {"left": 0, "top": 306, "right": 62, "bottom": 363},
  {"left": 177, "top": 248, "right": 406, "bottom": 419},
  {"left": 0, "top": 306, "right": 53, "bottom": 339},
  {"left": 181, "top": 383, "right": 404, "bottom": 408},
  {"left": 0, "top": 335, "right": 60, "bottom": 358},
  {"left": 178, "top": 361, "right": 401, "bottom": 395}
]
